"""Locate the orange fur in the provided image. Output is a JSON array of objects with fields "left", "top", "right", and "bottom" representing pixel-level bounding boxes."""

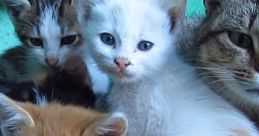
[{"left": 0, "top": 94, "right": 127, "bottom": 136}]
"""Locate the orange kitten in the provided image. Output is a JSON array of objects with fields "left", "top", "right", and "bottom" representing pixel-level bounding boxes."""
[{"left": 0, "top": 94, "right": 128, "bottom": 136}]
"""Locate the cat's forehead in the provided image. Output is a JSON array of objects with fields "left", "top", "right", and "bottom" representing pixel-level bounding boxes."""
[
  {"left": 16, "top": 0, "right": 79, "bottom": 38},
  {"left": 198, "top": 0, "right": 259, "bottom": 39},
  {"left": 91, "top": 0, "right": 169, "bottom": 33}
]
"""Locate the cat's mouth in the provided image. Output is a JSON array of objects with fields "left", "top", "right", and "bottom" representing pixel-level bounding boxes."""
[{"left": 107, "top": 68, "right": 132, "bottom": 78}]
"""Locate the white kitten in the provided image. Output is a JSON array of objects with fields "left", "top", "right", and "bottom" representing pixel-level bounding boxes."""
[{"left": 77, "top": 0, "right": 259, "bottom": 135}]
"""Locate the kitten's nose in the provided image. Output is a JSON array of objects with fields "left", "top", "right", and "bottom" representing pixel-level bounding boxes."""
[
  {"left": 46, "top": 58, "right": 59, "bottom": 67},
  {"left": 114, "top": 57, "right": 131, "bottom": 69}
]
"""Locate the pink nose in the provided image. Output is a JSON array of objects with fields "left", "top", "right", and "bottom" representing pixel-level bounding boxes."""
[
  {"left": 46, "top": 58, "right": 59, "bottom": 66},
  {"left": 114, "top": 57, "right": 131, "bottom": 69}
]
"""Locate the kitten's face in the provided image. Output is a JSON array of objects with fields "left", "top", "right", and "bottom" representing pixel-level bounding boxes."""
[
  {"left": 2, "top": 0, "right": 83, "bottom": 68},
  {"left": 0, "top": 94, "right": 128, "bottom": 136},
  {"left": 198, "top": 0, "right": 259, "bottom": 104},
  {"left": 78, "top": 0, "right": 175, "bottom": 82}
]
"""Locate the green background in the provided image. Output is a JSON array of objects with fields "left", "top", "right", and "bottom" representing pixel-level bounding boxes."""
[{"left": 0, "top": 0, "right": 205, "bottom": 53}]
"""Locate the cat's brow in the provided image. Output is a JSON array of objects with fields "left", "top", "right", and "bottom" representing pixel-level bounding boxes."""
[{"left": 249, "top": 13, "right": 257, "bottom": 30}]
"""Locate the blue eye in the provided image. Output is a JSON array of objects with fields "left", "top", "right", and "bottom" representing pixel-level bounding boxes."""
[
  {"left": 137, "top": 41, "right": 153, "bottom": 51},
  {"left": 100, "top": 33, "right": 115, "bottom": 45}
]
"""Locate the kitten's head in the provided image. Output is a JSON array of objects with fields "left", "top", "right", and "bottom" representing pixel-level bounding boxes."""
[
  {"left": 77, "top": 0, "right": 186, "bottom": 82},
  {"left": 0, "top": 94, "right": 128, "bottom": 136},
  {"left": 197, "top": 0, "right": 259, "bottom": 104},
  {"left": 1, "top": 0, "right": 83, "bottom": 69}
]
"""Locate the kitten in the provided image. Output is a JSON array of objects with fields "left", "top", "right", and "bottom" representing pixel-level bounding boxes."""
[
  {"left": 0, "top": 93, "right": 128, "bottom": 136},
  {"left": 77, "top": 0, "right": 259, "bottom": 135},
  {"left": 0, "top": 0, "right": 110, "bottom": 94},
  {"left": 183, "top": 0, "right": 259, "bottom": 125},
  {"left": 0, "top": 55, "right": 96, "bottom": 107},
  {"left": 0, "top": 0, "right": 84, "bottom": 83}
]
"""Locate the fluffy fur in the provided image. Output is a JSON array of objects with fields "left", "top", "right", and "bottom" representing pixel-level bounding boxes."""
[
  {"left": 77, "top": 0, "right": 259, "bottom": 135},
  {"left": 0, "top": 57, "right": 95, "bottom": 107},
  {"left": 178, "top": 0, "right": 259, "bottom": 125},
  {"left": 0, "top": 55, "right": 96, "bottom": 108},
  {"left": 0, "top": 93, "right": 128, "bottom": 136},
  {"left": 0, "top": 0, "right": 83, "bottom": 82},
  {"left": 0, "top": 0, "right": 110, "bottom": 95}
]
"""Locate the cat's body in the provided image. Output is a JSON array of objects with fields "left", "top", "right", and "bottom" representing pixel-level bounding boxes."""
[
  {"left": 0, "top": 94, "right": 128, "bottom": 136},
  {"left": 77, "top": 0, "right": 259, "bottom": 135},
  {"left": 178, "top": 0, "right": 259, "bottom": 125},
  {"left": 0, "top": 46, "right": 46, "bottom": 83},
  {"left": 0, "top": 55, "right": 96, "bottom": 107}
]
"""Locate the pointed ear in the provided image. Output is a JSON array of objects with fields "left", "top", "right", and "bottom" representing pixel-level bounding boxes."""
[
  {"left": 158, "top": 0, "right": 187, "bottom": 29},
  {"left": 84, "top": 112, "right": 128, "bottom": 136},
  {"left": 0, "top": 93, "right": 35, "bottom": 136},
  {"left": 1, "top": 0, "right": 31, "bottom": 20},
  {"left": 203, "top": 0, "right": 222, "bottom": 14},
  {"left": 76, "top": 0, "right": 91, "bottom": 25}
]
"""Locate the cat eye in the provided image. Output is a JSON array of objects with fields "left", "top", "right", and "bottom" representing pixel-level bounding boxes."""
[
  {"left": 61, "top": 35, "right": 78, "bottom": 45},
  {"left": 228, "top": 31, "right": 253, "bottom": 49},
  {"left": 137, "top": 41, "right": 154, "bottom": 51},
  {"left": 28, "top": 38, "right": 43, "bottom": 47},
  {"left": 100, "top": 33, "right": 115, "bottom": 46}
]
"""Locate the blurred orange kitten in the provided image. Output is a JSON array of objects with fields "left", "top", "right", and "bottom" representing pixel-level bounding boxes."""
[{"left": 0, "top": 94, "right": 128, "bottom": 136}]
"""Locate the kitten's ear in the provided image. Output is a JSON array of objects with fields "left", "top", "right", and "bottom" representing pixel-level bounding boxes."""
[
  {"left": 158, "top": 0, "right": 187, "bottom": 29},
  {"left": 76, "top": 0, "right": 92, "bottom": 24},
  {"left": 84, "top": 112, "right": 128, "bottom": 136},
  {"left": 0, "top": 93, "right": 35, "bottom": 136},
  {"left": 203, "top": 0, "right": 222, "bottom": 14},
  {"left": 1, "top": 0, "right": 31, "bottom": 20}
]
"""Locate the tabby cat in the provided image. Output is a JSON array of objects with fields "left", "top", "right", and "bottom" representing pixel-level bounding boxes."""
[{"left": 179, "top": 0, "right": 259, "bottom": 125}]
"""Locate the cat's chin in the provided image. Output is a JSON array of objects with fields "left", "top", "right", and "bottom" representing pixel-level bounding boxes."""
[{"left": 105, "top": 68, "right": 137, "bottom": 83}]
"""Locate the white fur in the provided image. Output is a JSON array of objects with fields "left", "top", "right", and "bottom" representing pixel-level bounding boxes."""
[
  {"left": 77, "top": 0, "right": 259, "bottom": 135},
  {"left": 37, "top": 5, "right": 109, "bottom": 94},
  {"left": 84, "top": 56, "right": 110, "bottom": 94},
  {"left": 29, "top": 6, "right": 80, "bottom": 68},
  {"left": 32, "top": 88, "right": 48, "bottom": 106}
]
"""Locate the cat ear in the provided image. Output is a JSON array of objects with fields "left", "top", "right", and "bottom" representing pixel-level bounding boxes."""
[
  {"left": 84, "top": 112, "right": 128, "bottom": 136},
  {"left": 1, "top": 0, "right": 31, "bottom": 20},
  {"left": 76, "top": 0, "right": 93, "bottom": 24},
  {"left": 157, "top": 0, "right": 187, "bottom": 30},
  {"left": 0, "top": 93, "right": 35, "bottom": 136},
  {"left": 203, "top": 0, "right": 222, "bottom": 14}
]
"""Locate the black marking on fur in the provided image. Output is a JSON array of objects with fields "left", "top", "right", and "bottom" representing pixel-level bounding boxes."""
[
  {"left": 197, "top": 30, "right": 225, "bottom": 45},
  {"left": 251, "top": 0, "right": 259, "bottom": 5},
  {"left": 249, "top": 13, "right": 257, "bottom": 30}
]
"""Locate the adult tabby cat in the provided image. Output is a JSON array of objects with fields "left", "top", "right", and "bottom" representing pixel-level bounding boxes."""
[{"left": 179, "top": 0, "right": 259, "bottom": 126}]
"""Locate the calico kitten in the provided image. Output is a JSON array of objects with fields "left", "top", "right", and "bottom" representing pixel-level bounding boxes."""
[
  {"left": 184, "top": 0, "right": 259, "bottom": 125},
  {"left": 0, "top": 93, "right": 128, "bottom": 136},
  {"left": 77, "top": 0, "right": 259, "bottom": 135},
  {"left": 0, "top": 55, "right": 96, "bottom": 107},
  {"left": 0, "top": 0, "right": 84, "bottom": 83},
  {"left": 0, "top": 0, "right": 110, "bottom": 94}
]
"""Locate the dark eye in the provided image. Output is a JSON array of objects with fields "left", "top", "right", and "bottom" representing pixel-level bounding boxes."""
[
  {"left": 28, "top": 38, "right": 43, "bottom": 47},
  {"left": 100, "top": 33, "right": 115, "bottom": 45},
  {"left": 61, "top": 35, "right": 78, "bottom": 45},
  {"left": 228, "top": 31, "right": 253, "bottom": 49},
  {"left": 137, "top": 41, "right": 154, "bottom": 51}
]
